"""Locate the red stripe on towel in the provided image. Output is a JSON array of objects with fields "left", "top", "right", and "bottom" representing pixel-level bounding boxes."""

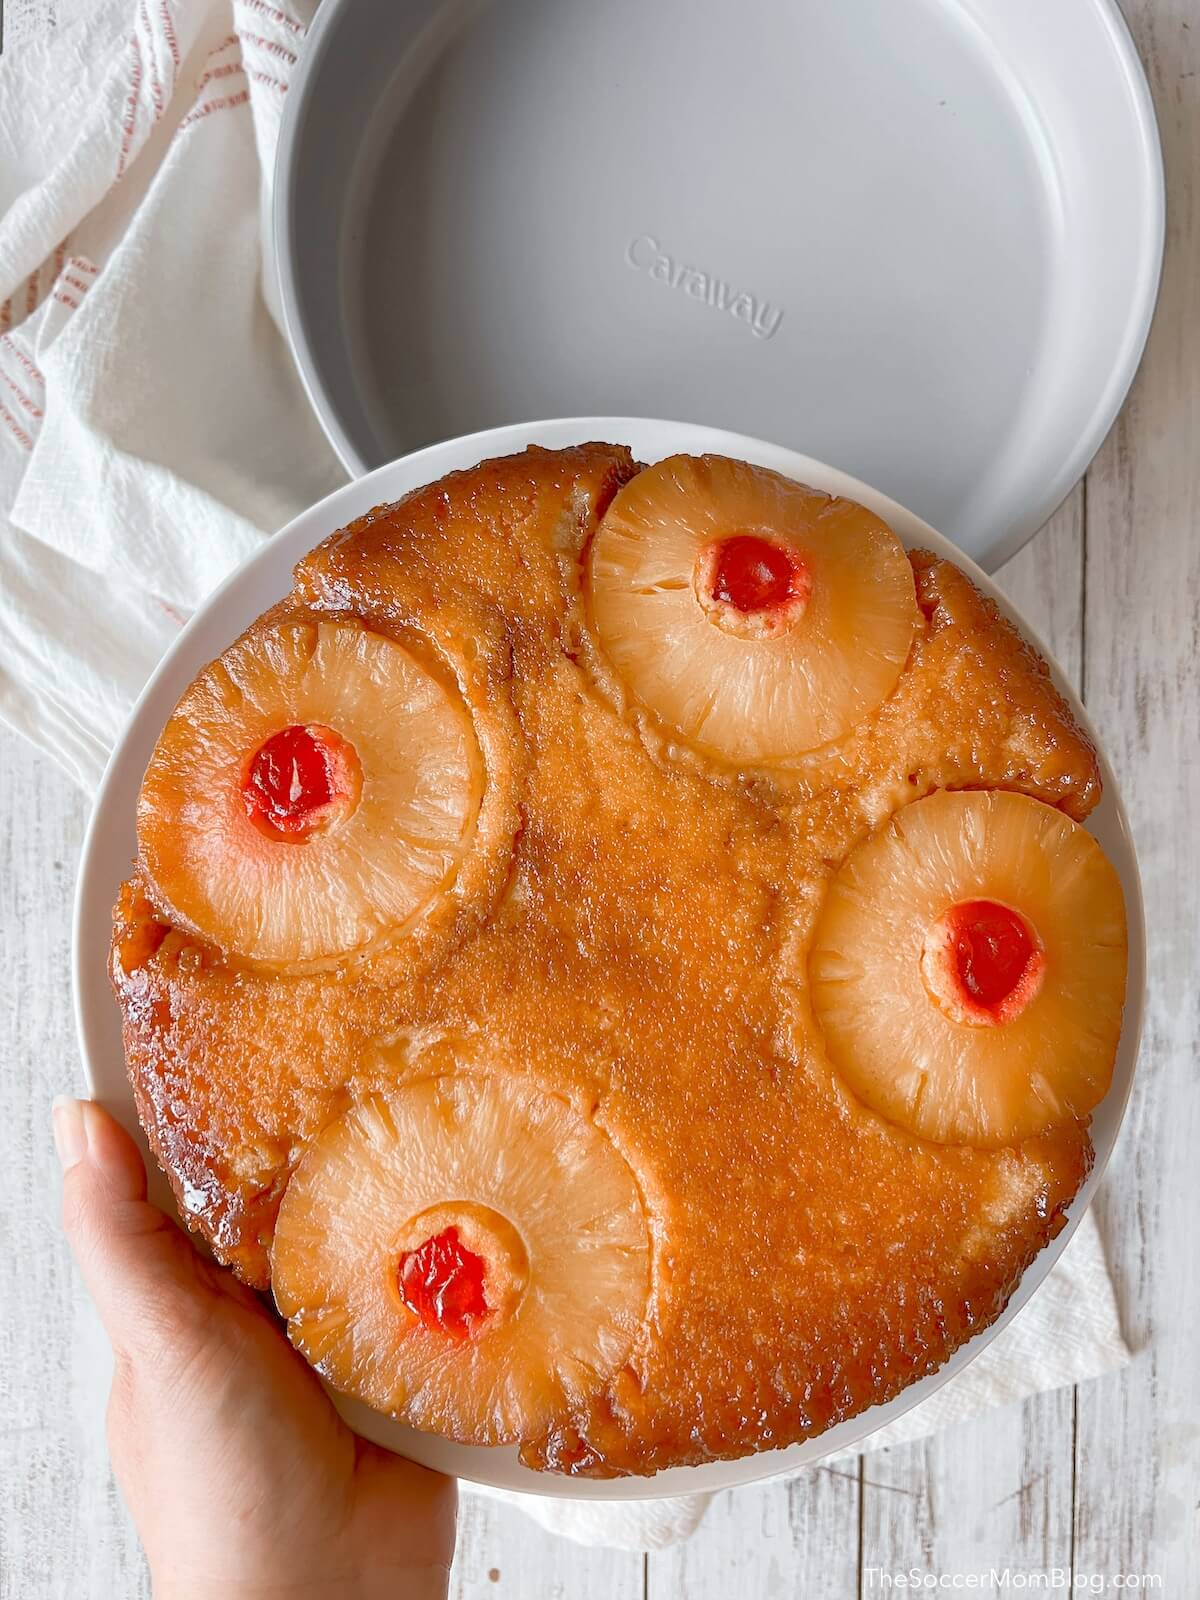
[
  {"left": 179, "top": 88, "right": 252, "bottom": 128},
  {"left": 0, "top": 367, "right": 43, "bottom": 418},
  {"left": 159, "top": 0, "right": 181, "bottom": 70},
  {"left": 116, "top": 33, "right": 145, "bottom": 180},
  {"left": 235, "top": 28, "right": 297, "bottom": 64},
  {"left": 154, "top": 596, "right": 189, "bottom": 628},
  {"left": 1, "top": 337, "right": 44, "bottom": 385},
  {"left": 139, "top": 0, "right": 165, "bottom": 118},
  {"left": 194, "top": 60, "right": 246, "bottom": 93},
  {"left": 0, "top": 401, "right": 34, "bottom": 451},
  {"left": 239, "top": 0, "right": 303, "bottom": 36}
]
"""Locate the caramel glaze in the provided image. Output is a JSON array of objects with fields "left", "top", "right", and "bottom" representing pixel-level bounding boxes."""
[{"left": 113, "top": 444, "right": 1101, "bottom": 1476}]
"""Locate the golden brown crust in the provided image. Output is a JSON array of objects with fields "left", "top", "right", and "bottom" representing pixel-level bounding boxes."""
[
  {"left": 907, "top": 552, "right": 1101, "bottom": 820},
  {"left": 113, "top": 443, "right": 1102, "bottom": 1475}
]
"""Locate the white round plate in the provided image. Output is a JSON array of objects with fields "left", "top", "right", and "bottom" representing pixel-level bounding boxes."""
[
  {"left": 74, "top": 419, "right": 1145, "bottom": 1500},
  {"left": 277, "top": 0, "right": 1163, "bottom": 572}
]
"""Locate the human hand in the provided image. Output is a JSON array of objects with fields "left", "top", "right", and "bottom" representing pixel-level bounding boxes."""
[{"left": 54, "top": 1097, "right": 456, "bottom": 1600}]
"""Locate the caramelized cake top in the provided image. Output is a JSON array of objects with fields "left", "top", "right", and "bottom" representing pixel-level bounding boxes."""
[{"left": 113, "top": 445, "right": 1122, "bottom": 1477}]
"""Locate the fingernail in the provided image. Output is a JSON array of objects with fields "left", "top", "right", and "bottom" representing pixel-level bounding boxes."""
[{"left": 52, "top": 1096, "right": 90, "bottom": 1170}]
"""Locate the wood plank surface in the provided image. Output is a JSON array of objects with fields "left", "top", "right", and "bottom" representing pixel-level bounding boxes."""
[
  {"left": 1069, "top": 3, "right": 1200, "bottom": 1592},
  {"left": 647, "top": 1466, "right": 861, "bottom": 1599},
  {"left": 450, "top": 1496, "right": 644, "bottom": 1600},
  {"left": 0, "top": 737, "right": 149, "bottom": 1600}
]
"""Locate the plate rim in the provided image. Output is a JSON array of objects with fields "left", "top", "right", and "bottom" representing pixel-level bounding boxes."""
[
  {"left": 72, "top": 416, "right": 1147, "bottom": 1500},
  {"left": 272, "top": 0, "right": 1166, "bottom": 574}
]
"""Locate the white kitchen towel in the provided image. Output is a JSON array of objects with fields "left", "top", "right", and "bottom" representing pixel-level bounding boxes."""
[
  {"left": 4, "top": 0, "right": 1130, "bottom": 1557},
  {"left": 0, "top": 0, "right": 344, "bottom": 788}
]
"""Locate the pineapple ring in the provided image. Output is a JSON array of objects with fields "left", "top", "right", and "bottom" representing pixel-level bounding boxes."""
[
  {"left": 137, "top": 618, "right": 480, "bottom": 967},
  {"left": 270, "top": 1074, "right": 651, "bottom": 1446},
  {"left": 587, "top": 455, "right": 918, "bottom": 765},
  {"left": 808, "top": 789, "right": 1127, "bottom": 1148}
]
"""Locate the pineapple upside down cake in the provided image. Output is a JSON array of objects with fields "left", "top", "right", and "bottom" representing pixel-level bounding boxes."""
[{"left": 112, "top": 445, "right": 1128, "bottom": 1477}]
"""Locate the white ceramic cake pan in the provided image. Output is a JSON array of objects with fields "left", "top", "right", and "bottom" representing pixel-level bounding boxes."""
[
  {"left": 274, "top": 0, "right": 1163, "bottom": 573},
  {"left": 73, "top": 418, "right": 1146, "bottom": 1500}
]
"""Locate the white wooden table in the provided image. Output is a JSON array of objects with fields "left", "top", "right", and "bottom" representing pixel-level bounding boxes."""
[{"left": 3, "top": 1, "right": 1198, "bottom": 1593}]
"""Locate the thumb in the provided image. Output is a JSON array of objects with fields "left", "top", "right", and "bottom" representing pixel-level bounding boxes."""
[{"left": 53, "top": 1097, "right": 233, "bottom": 1361}]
